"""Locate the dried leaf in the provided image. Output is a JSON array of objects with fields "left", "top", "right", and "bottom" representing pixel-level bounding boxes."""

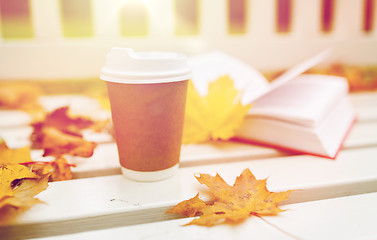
[
  {"left": 167, "top": 193, "right": 207, "bottom": 218},
  {"left": 30, "top": 107, "right": 103, "bottom": 156},
  {"left": 0, "top": 173, "right": 49, "bottom": 209},
  {"left": 0, "top": 85, "right": 44, "bottom": 114},
  {"left": 0, "top": 164, "right": 39, "bottom": 198},
  {"left": 0, "top": 172, "right": 49, "bottom": 224},
  {"left": 0, "top": 140, "right": 50, "bottom": 223},
  {"left": 23, "top": 162, "right": 53, "bottom": 178},
  {"left": 43, "top": 106, "right": 95, "bottom": 131},
  {"left": 0, "top": 140, "right": 73, "bottom": 182},
  {"left": 0, "top": 164, "right": 49, "bottom": 223},
  {"left": 166, "top": 169, "right": 294, "bottom": 226},
  {"left": 183, "top": 76, "right": 251, "bottom": 144},
  {"left": 41, "top": 127, "right": 97, "bottom": 158},
  {"left": 31, "top": 106, "right": 95, "bottom": 144},
  {"left": 0, "top": 140, "right": 48, "bottom": 182},
  {"left": 22, "top": 158, "right": 74, "bottom": 182},
  {"left": 50, "top": 157, "right": 73, "bottom": 181},
  {"left": 0, "top": 141, "right": 32, "bottom": 164}
]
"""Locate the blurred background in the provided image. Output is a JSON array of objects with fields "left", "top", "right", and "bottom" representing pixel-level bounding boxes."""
[{"left": 0, "top": 0, "right": 376, "bottom": 91}]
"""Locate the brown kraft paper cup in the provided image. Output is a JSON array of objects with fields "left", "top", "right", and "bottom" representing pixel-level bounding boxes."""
[
  {"left": 106, "top": 80, "right": 188, "bottom": 173},
  {"left": 101, "top": 48, "right": 191, "bottom": 181}
]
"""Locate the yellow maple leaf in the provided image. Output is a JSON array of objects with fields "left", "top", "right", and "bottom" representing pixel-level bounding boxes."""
[
  {"left": 0, "top": 171, "right": 49, "bottom": 209},
  {"left": 0, "top": 140, "right": 50, "bottom": 223},
  {"left": 0, "top": 171, "right": 49, "bottom": 224},
  {"left": 183, "top": 76, "right": 251, "bottom": 144},
  {"left": 166, "top": 169, "right": 294, "bottom": 226},
  {"left": 0, "top": 164, "right": 39, "bottom": 198},
  {"left": 0, "top": 141, "right": 32, "bottom": 164},
  {"left": 0, "top": 140, "right": 74, "bottom": 182}
]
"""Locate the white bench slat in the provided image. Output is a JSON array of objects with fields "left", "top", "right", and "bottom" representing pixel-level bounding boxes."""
[
  {"left": 1, "top": 147, "right": 377, "bottom": 239},
  {"left": 1, "top": 91, "right": 376, "bottom": 129},
  {"left": 31, "top": 192, "right": 377, "bottom": 240},
  {"left": 354, "top": 105, "right": 377, "bottom": 122},
  {"left": 348, "top": 89, "right": 377, "bottom": 122},
  {"left": 343, "top": 121, "right": 377, "bottom": 148},
  {"left": 349, "top": 91, "right": 377, "bottom": 107},
  {"left": 24, "top": 141, "right": 285, "bottom": 179},
  {"left": 0, "top": 126, "right": 33, "bottom": 148},
  {"left": 21, "top": 120, "right": 377, "bottom": 179},
  {"left": 68, "top": 141, "right": 285, "bottom": 179},
  {"left": 0, "top": 110, "right": 31, "bottom": 129}
]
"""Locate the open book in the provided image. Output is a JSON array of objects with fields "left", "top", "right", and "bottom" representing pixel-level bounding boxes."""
[{"left": 188, "top": 50, "right": 356, "bottom": 158}]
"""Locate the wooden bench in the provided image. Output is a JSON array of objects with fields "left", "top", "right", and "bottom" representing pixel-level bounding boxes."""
[{"left": 1, "top": 91, "right": 377, "bottom": 239}]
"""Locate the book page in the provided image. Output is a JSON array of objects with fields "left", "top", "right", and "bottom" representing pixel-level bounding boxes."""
[
  {"left": 188, "top": 49, "right": 331, "bottom": 106},
  {"left": 242, "top": 49, "right": 332, "bottom": 105},
  {"left": 188, "top": 52, "right": 270, "bottom": 102},
  {"left": 249, "top": 74, "right": 349, "bottom": 127}
]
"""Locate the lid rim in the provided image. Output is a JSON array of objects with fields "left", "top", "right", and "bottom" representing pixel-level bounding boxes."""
[
  {"left": 101, "top": 47, "right": 191, "bottom": 84},
  {"left": 100, "top": 73, "right": 191, "bottom": 84},
  {"left": 101, "top": 67, "right": 191, "bottom": 78}
]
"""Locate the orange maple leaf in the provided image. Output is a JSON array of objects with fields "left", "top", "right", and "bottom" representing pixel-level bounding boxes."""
[
  {"left": 166, "top": 169, "right": 294, "bottom": 226},
  {"left": 0, "top": 85, "right": 44, "bottom": 114},
  {"left": 49, "top": 157, "right": 73, "bottom": 181},
  {"left": 30, "top": 107, "right": 103, "bottom": 158},
  {"left": 31, "top": 106, "right": 96, "bottom": 148},
  {"left": 41, "top": 106, "right": 95, "bottom": 133},
  {"left": 41, "top": 127, "right": 97, "bottom": 158}
]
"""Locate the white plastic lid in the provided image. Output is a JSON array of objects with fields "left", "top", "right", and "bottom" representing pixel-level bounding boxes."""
[{"left": 100, "top": 47, "right": 192, "bottom": 84}]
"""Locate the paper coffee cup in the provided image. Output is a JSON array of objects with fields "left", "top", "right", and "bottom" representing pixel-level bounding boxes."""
[{"left": 100, "top": 48, "right": 191, "bottom": 181}]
